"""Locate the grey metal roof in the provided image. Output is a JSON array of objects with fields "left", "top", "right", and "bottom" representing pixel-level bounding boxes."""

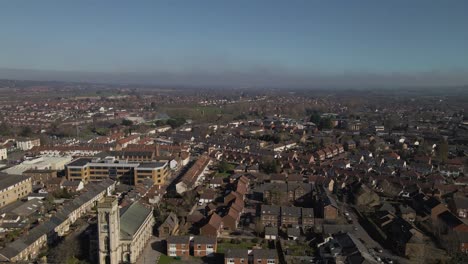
[{"left": 136, "top": 162, "right": 167, "bottom": 169}]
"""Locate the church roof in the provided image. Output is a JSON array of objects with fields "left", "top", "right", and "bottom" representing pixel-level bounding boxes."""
[{"left": 120, "top": 202, "right": 152, "bottom": 240}]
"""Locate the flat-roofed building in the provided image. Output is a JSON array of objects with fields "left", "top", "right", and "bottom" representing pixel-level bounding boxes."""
[
  {"left": 3, "top": 156, "right": 72, "bottom": 176},
  {"left": 66, "top": 156, "right": 169, "bottom": 186},
  {"left": 134, "top": 162, "right": 169, "bottom": 185}
]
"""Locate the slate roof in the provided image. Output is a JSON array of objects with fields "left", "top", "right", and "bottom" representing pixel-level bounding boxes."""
[
  {"left": 120, "top": 202, "right": 152, "bottom": 240},
  {"left": 225, "top": 248, "right": 249, "bottom": 259},
  {"left": 167, "top": 236, "right": 190, "bottom": 244},
  {"left": 454, "top": 196, "right": 468, "bottom": 209},
  {"left": 281, "top": 206, "right": 301, "bottom": 217},
  {"left": 261, "top": 205, "right": 280, "bottom": 215},
  {"left": 301, "top": 208, "right": 314, "bottom": 218},
  {"left": 437, "top": 211, "right": 464, "bottom": 229},
  {"left": 287, "top": 227, "right": 301, "bottom": 237},
  {"left": 193, "top": 236, "right": 216, "bottom": 244},
  {"left": 253, "top": 249, "right": 277, "bottom": 259},
  {"left": 265, "top": 226, "right": 278, "bottom": 235},
  {"left": 0, "top": 173, "right": 30, "bottom": 191}
]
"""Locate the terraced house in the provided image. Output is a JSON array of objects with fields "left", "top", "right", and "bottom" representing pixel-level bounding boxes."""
[{"left": 0, "top": 180, "right": 115, "bottom": 262}]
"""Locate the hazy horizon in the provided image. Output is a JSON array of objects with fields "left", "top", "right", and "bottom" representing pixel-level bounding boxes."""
[
  {"left": 1, "top": 0, "right": 468, "bottom": 87},
  {"left": 1, "top": 67, "right": 468, "bottom": 89}
]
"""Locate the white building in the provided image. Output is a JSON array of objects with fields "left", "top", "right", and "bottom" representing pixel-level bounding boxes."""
[
  {"left": 16, "top": 138, "right": 40, "bottom": 151},
  {"left": 0, "top": 147, "right": 6, "bottom": 160},
  {"left": 3, "top": 156, "right": 72, "bottom": 175}
]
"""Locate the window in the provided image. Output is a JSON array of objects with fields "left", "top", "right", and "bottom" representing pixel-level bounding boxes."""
[
  {"left": 267, "top": 260, "right": 276, "bottom": 264},
  {"left": 207, "top": 245, "right": 213, "bottom": 249}
]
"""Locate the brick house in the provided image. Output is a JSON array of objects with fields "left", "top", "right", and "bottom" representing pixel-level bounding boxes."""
[
  {"left": 223, "top": 207, "right": 241, "bottom": 232},
  {"left": 260, "top": 205, "right": 280, "bottom": 227},
  {"left": 281, "top": 206, "right": 301, "bottom": 227},
  {"left": 193, "top": 236, "right": 217, "bottom": 257},
  {"left": 317, "top": 191, "right": 338, "bottom": 220},
  {"left": 301, "top": 208, "right": 315, "bottom": 227},
  {"left": 167, "top": 236, "right": 190, "bottom": 257},
  {"left": 449, "top": 195, "right": 468, "bottom": 219},
  {"left": 224, "top": 249, "right": 249, "bottom": 264},
  {"left": 200, "top": 213, "right": 223, "bottom": 237},
  {"left": 412, "top": 193, "right": 448, "bottom": 220},
  {"left": 287, "top": 183, "right": 312, "bottom": 203},
  {"left": 252, "top": 249, "right": 279, "bottom": 264},
  {"left": 158, "top": 212, "right": 179, "bottom": 239}
]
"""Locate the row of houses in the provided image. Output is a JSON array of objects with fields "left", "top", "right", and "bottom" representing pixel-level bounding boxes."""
[
  {"left": 0, "top": 179, "right": 115, "bottom": 262},
  {"left": 199, "top": 176, "right": 249, "bottom": 237},
  {"left": 166, "top": 236, "right": 217, "bottom": 257},
  {"left": 314, "top": 144, "right": 345, "bottom": 162},
  {"left": 176, "top": 155, "right": 211, "bottom": 194},
  {"left": 260, "top": 205, "right": 315, "bottom": 227}
]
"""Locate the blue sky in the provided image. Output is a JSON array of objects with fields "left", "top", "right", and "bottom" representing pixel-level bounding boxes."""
[{"left": 1, "top": 0, "right": 468, "bottom": 86}]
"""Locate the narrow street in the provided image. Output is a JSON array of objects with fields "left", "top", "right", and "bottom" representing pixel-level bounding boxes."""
[
  {"left": 338, "top": 201, "right": 409, "bottom": 264},
  {"left": 136, "top": 236, "right": 162, "bottom": 264}
]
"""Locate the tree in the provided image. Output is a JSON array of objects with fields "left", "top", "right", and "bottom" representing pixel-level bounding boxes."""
[
  {"left": 94, "top": 127, "right": 109, "bottom": 136},
  {"left": 154, "top": 120, "right": 166, "bottom": 126},
  {"left": 436, "top": 140, "right": 449, "bottom": 163},
  {"left": 259, "top": 134, "right": 280, "bottom": 144},
  {"left": 309, "top": 112, "right": 321, "bottom": 124},
  {"left": 218, "top": 160, "right": 232, "bottom": 173},
  {"left": 234, "top": 113, "right": 248, "bottom": 120},
  {"left": 318, "top": 118, "right": 333, "bottom": 130},
  {"left": 260, "top": 158, "right": 280, "bottom": 174},
  {"left": 121, "top": 119, "right": 133, "bottom": 126},
  {"left": 166, "top": 118, "right": 186, "bottom": 128},
  {"left": 0, "top": 122, "right": 11, "bottom": 136},
  {"left": 20, "top": 126, "right": 33, "bottom": 137}
]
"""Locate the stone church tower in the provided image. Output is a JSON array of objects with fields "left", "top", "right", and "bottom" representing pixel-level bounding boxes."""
[{"left": 98, "top": 197, "right": 121, "bottom": 264}]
